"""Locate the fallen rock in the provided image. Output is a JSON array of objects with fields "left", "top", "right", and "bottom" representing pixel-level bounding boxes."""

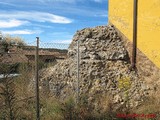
[{"left": 32, "top": 25, "right": 158, "bottom": 111}]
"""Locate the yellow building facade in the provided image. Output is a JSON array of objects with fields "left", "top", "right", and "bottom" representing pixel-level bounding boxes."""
[{"left": 109, "top": 0, "right": 160, "bottom": 68}]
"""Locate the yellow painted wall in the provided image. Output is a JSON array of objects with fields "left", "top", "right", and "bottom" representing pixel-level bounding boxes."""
[{"left": 109, "top": 0, "right": 160, "bottom": 68}]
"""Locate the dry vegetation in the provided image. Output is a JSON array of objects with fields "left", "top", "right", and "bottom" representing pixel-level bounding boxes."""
[
  {"left": 0, "top": 33, "right": 160, "bottom": 119},
  {"left": 4, "top": 34, "right": 26, "bottom": 46},
  {"left": 131, "top": 91, "right": 160, "bottom": 119},
  {"left": 1, "top": 67, "right": 160, "bottom": 120}
]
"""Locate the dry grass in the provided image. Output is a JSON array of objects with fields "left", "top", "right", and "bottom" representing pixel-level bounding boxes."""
[
  {"left": 40, "top": 96, "right": 64, "bottom": 120},
  {"left": 131, "top": 90, "right": 160, "bottom": 120}
]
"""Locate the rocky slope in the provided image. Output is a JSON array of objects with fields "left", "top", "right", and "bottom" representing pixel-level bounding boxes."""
[{"left": 37, "top": 25, "right": 159, "bottom": 111}]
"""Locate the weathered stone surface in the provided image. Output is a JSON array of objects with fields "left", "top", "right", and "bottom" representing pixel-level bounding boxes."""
[
  {"left": 35, "top": 25, "right": 157, "bottom": 110},
  {"left": 68, "top": 25, "right": 129, "bottom": 61}
]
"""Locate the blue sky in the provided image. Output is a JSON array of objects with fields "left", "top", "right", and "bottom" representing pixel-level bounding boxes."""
[{"left": 0, "top": 0, "right": 108, "bottom": 44}]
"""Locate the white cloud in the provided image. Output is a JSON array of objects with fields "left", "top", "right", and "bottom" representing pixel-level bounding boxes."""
[
  {"left": 0, "top": 19, "right": 29, "bottom": 28},
  {"left": 0, "top": 11, "right": 72, "bottom": 24},
  {"left": 2, "top": 29, "right": 43, "bottom": 35},
  {"left": 56, "top": 40, "right": 72, "bottom": 44}
]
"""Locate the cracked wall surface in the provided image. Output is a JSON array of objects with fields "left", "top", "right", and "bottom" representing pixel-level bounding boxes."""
[{"left": 109, "top": 0, "right": 160, "bottom": 68}]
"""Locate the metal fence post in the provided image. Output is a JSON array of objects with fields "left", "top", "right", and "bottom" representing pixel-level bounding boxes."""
[
  {"left": 132, "top": 0, "right": 138, "bottom": 69},
  {"left": 35, "top": 37, "right": 40, "bottom": 120},
  {"left": 76, "top": 40, "right": 80, "bottom": 104}
]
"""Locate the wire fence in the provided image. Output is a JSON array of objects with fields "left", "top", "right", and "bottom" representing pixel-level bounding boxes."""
[
  {"left": 0, "top": 38, "right": 72, "bottom": 120},
  {"left": 0, "top": 35, "right": 89, "bottom": 119}
]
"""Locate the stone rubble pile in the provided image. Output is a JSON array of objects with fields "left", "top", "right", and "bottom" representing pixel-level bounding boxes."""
[{"left": 38, "top": 25, "right": 156, "bottom": 110}]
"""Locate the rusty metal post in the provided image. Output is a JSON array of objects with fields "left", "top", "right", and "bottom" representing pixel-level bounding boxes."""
[
  {"left": 35, "top": 37, "right": 40, "bottom": 120},
  {"left": 132, "top": 0, "right": 138, "bottom": 69}
]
